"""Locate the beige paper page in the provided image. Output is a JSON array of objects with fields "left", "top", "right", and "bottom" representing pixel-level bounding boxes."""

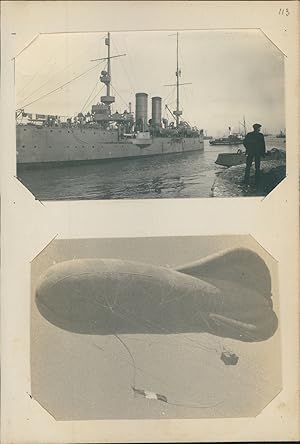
[{"left": 1, "top": 1, "right": 299, "bottom": 443}]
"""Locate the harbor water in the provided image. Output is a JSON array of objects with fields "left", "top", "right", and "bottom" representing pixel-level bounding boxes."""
[{"left": 17, "top": 137, "right": 285, "bottom": 200}]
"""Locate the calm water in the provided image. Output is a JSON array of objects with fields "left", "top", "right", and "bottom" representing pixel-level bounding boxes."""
[{"left": 17, "top": 137, "right": 285, "bottom": 200}]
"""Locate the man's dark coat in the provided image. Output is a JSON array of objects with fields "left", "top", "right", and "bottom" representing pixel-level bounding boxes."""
[{"left": 243, "top": 131, "right": 266, "bottom": 156}]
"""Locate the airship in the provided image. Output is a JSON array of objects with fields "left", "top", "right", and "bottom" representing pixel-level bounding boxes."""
[{"left": 35, "top": 247, "right": 278, "bottom": 342}]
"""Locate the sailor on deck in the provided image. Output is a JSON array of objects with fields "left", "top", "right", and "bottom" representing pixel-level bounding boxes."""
[{"left": 243, "top": 123, "right": 266, "bottom": 186}]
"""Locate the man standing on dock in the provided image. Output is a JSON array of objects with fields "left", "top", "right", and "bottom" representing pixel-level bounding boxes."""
[{"left": 243, "top": 123, "right": 266, "bottom": 186}]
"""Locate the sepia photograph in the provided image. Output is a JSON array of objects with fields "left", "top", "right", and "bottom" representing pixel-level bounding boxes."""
[
  {"left": 31, "top": 236, "right": 281, "bottom": 420},
  {"left": 16, "top": 29, "right": 286, "bottom": 200}
]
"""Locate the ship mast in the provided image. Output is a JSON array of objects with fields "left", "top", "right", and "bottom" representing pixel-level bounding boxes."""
[
  {"left": 90, "top": 33, "right": 126, "bottom": 125},
  {"left": 239, "top": 116, "right": 247, "bottom": 137},
  {"left": 164, "top": 32, "right": 191, "bottom": 128},
  {"left": 243, "top": 115, "right": 246, "bottom": 137},
  {"left": 176, "top": 32, "right": 180, "bottom": 127},
  {"left": 100, "top": 32, "right": 116, "bottom": 110},
  {"left": 107, "top": 32, "right": 112, "bottom": 98},
  {"left": 174, "top": 32, "right": 182, "bottom": 129}
]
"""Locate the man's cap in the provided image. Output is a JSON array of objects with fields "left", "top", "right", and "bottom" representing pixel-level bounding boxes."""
[{"left": 253, "top": 123, "right": 262, "bottom": 129}]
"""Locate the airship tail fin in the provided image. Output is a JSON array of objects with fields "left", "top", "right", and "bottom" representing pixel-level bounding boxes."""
[{"left": 176, "top": 248, "right": 272, "bottom": 297}]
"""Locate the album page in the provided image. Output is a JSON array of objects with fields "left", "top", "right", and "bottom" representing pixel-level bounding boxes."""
[{"left": 1, "top": 1, "right": 299, "bottom": 443}]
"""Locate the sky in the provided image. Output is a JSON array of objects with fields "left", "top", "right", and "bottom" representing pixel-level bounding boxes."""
[{"left": 14, "top": 27, "right": 285, "bottom": 137}]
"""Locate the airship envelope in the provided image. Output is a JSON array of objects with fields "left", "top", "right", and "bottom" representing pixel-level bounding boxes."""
[{"left": 35, "top": 248, "right": 278, "bottom": 342}]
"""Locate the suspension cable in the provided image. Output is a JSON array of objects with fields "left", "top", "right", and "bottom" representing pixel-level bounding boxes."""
[
  {"left": 17, "top": 60, "right": 105, "bottom": 110},
  {"left": 83, "top": 84, "right": 105, "bottom": 111},
  {"left": 110, "top": 83, "right": 129, "bottom": 109},
  {"left": 81, "top": 79, "right": 99, "bottom": 113},
  {"left": 17, "top": 44, "right": 97, "bottom": 108}
]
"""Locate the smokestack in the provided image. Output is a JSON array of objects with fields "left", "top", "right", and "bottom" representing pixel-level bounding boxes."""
[
  {"left": 151, "top": 97, "right": 162, "bottom": 127},
  {"left": 135, "top": 93, "right": 148, "bottom": 131}
]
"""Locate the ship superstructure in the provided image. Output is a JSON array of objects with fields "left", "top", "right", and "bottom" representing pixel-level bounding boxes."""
[{"left": 16, "top": 32, "right": 204, "bottom": 166}]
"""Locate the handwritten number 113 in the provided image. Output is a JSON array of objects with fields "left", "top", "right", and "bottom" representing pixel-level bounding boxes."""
[{"left": 279, "top": 8, "right": 290, "bottom": 16}]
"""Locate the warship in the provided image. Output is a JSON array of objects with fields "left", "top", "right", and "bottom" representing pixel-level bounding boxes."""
[{"left": 16, "top": 32, "right": 204, "bottom": 166}]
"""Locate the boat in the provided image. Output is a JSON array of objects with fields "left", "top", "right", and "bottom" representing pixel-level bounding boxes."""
[
  {"left": 276, "top": 130, "right": 286, "bottom": 138},
  {"left": 16, "top": 33, "right": 204, "bottom": 167},
  {"left": 203, "top": 131, "right": 212, "bottom": 140},
  {"left": 215, "top": 147, "right": 286, "bottom": 167},
  {"left": 209, "top": 134, "right": 243, "bottom": 146},
  {"left": 209, "top": 126, "right": 244, "bottom": 146}
]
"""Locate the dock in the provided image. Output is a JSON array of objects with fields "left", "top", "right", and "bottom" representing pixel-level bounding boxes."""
[{"left": 211, "top": 159, "right": 286, "bottom": 197}]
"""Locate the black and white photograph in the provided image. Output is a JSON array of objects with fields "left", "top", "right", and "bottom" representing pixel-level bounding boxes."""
[
  {"left": 16, "top": 29, "right": 286, "bottom": 200},
  {"left": 31, "top": 235, "right": 281, "bottom": 420},
  {"left": 1, "top": 1, "right": 299, "bottom": 443}
]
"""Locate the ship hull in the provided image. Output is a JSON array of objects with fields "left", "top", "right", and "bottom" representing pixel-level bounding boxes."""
[
  {"left": 16, "top": 126, "right": 204, "bottom": 165},
  {"left": 209, "top": 140, "right": 242, "bottom": 146}
]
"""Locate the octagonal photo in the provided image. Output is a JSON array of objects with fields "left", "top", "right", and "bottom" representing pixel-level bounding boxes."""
[
  {"left": 30, "top": 235, "right": 281, "bottom": 420},
  {"left": 16, "top": 29, "right": 286, "bottom": 200}
]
